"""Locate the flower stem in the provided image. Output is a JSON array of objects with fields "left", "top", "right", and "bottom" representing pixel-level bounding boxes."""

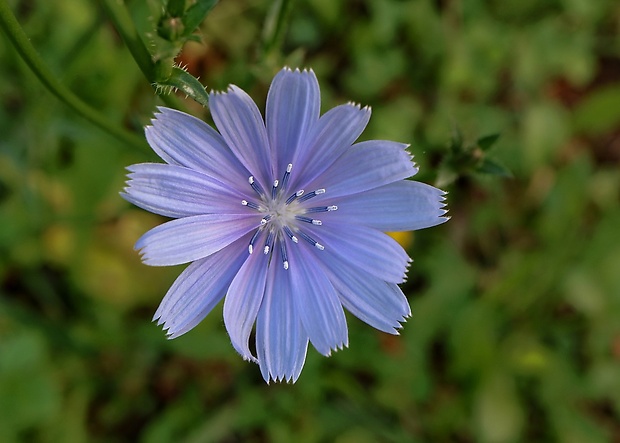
[
  {"left": 98, "top": 0, "right": 188, "bottom": 111},
  {"left": 98, "top": 0, "right": 155, "bottom": 82},
  {"left": 260, "top": 0, "right": 293, "bottom": 60},
  {"left": 0, "top": 0, "right": 147, "bottom": 151}
]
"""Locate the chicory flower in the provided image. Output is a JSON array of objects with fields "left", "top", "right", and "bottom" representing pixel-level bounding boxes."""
[{"left": 122, "top": 68, "right": 448, "bottom": 382}]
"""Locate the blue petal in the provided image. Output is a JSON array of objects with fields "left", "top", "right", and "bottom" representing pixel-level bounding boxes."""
[
  {"left": 145, "top": 107, "right": 249, "bottom": 190},
  {"left": 122, "top": 163, "right": 255, "bottom": 218},
  {"left": 223, "top": 249, "right": 270, "bottom": 363},
  {"left": 266, "top": 68, "right": 320, "bottom": 177},
  {"left": 329, "top": 180, "right": 449, "bottom": 231},
  {"left": 154, "top": 234, "right": 252, "bottom": 338},
  {"left": 321, "top": 251, "right": 411, "bottom": 334},
  {"left": 307, "top": 222, "right": 410, "bottom": 283},
  {"left": 287, "top": 240, "right": 348, "bottom": 356},
  {"left": 289, "top": 103, "right": 371, "bottom": 192},
  {"left": 135, "top": 214, "right": 259, "bottom": 266},
  {"left": 308, "top": 140, "right": 417, "bottom": 199},
  {"left": 256, "top": 248, "right": 309, "bottom": 383},
  {"left": 209, "top": 86, "right": 273, "bottom": 190}
]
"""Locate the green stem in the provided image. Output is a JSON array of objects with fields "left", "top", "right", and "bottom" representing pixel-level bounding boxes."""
[
  {"left": 98, "top": 0, "right": 185, "bottom": 111},
  {"left": 0, "top": 0, "right": 146, "bottom": 151},
  {"left": 98, "top": 0, "right": 155, "bottom": 82},
  {"left": 261, "top": 0, "right": 293, "bottom": 59}
]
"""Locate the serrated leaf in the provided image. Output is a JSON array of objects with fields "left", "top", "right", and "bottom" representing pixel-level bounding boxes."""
[
  {"left": 476, "top": 157, "right": 512, "bottom": 178},
  {"left": 477, "top": 133, "right": 500, "bottom": 151},
  {"left": 157, "top": 67, "right": 209, "bottom": 107},
  {"left": 182, "top": 0, "right": 218, "bottom": 38}
]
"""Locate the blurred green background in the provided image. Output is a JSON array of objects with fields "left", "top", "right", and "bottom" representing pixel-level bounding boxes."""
[{"left": 1, "top": 0, "right": 620, "bottom": 441}]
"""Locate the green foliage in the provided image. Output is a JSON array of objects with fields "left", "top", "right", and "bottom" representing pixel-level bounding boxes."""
[{"left": 1, "top": 0, "right": 620, "bottom": 441}]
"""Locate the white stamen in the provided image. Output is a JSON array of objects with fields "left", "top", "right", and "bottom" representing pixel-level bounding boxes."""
[
  {"left": 283, "top": 261, "right": 289, "bottom": 270},
  {"left": 273, "top": 180, "right": 279, "bottom": 188},
  {"left": 286, "top": 189, "right": 305, "bottom": 205},
  {"left": 292, "top": 236, "right": 298, "bottom": 243},
  {"left": 248, "top": 175, "right": 265, "bottom": 196},
  {"left": 242, "top": 199, "right": 261, "bottom": 210},
  {"left": 286, "top": 163, "right": 293, "bottom": 173},
  {"left": 248, "top": 245, "right": 253, "bottom": 254},
  {"left": 315, "top": 243, "right": 325, "bottom": 250},
  {"left": 327, "top": 205, "right": 338, "bottom": 211},
  {"left": 264, "top": 245, "right": 270, "bottom": 254},
  {"left": 312, "top": 220, "right": 322, "bottom": 226},
  {"left": 298, "top": 188, "right": 325, "bottom": 203}
]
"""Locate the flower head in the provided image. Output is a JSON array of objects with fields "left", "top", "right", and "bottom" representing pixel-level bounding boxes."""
[{"left": 122, "top": 67, "right": 448, "bottom": 382}]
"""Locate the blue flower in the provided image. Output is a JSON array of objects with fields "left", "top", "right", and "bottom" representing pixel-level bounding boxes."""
[{"left": 122, "top": 67, "right": 448, "bottom": 382}]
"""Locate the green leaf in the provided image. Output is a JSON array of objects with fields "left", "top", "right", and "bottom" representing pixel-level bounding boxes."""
[
  {"left": 167, "top": 0, "right": 187, "bottom": 18},
  {"left": 476, "top": 157, "right": 512, "bottom": 178},
  {"left": 182, "top": 0, "right": 218, "bottom": 38},
  {"left": 158, "top": 67, "right": 210, "bottom": 107},
  {"left": 477, "top": 133, "right": 500, "bottom": 151}
]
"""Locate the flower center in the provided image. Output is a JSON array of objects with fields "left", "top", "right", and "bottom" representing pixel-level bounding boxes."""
[{"left": 240, "top": 163, "right": 337, "bottom": 270}]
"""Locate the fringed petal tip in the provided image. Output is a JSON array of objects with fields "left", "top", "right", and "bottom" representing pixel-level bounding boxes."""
[
  {"left": 346, "top": 101, "right": 371, "bottom": 113},
  {"left": 153, "top": 316, "right": 179, "bottom": 339},
  {"left": 281, "top": 66, "right": 315, "bottom": 75},
  {"left": 148, "top": 106, "right": 179, "bottom": 126},
  {"left": 263, "top": 371, "right": 301, "bottom": 384},
  {"left": 244, "top": 356, "right": 260, "bottom": 364},
  {"left": 317, "top": 338, "right": 349, "bottom": 358},
  {"left": 230, "top": 336, "right": 259, "bottom": 364}
]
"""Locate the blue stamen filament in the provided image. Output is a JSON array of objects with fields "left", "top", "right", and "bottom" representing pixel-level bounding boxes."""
[
  {"left": 280, "top": 238, "right": 289, "bottom": 270},
  {"left": 264, "top": 230, "right": 275, "bottom": 255},
  {"left": 248, "top": 229, "right": 262, "bottom": 254},
  {"left": 242, "top": 165, "right": 335, "bottom": 268},
  {"left": 248, "top": 176, "right": 265, "bottom": 197},
  {"left": 297, "top": 188, "right": 325, "bottom": 203},
  {"left": 285, "top": 189, "right": 304, "bottom": 205}
]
